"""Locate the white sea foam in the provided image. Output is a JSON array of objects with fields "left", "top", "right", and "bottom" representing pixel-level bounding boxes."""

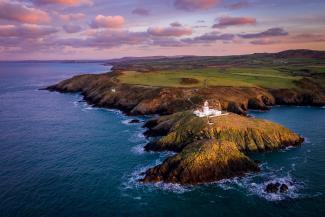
[
  {"left": 129, "top": 131, "right": 147, "bottom": 144},
  {"left": 247, "top": 175, "right": 301, "bottom": 201},
  {"left": 122, "top": 155, "right": 189, "bottom": 194},
  {"left": 304, "top": 137, "right": 311, "bottom": 144},
  {"left": 122, "top": 119, "right": 133, "bottom": 125},
  {"left": 212, "top": 161, "right": 308, "bottom": 201},
  {"left": 131, "top": 143, "right": 145, "bottom": 154}
]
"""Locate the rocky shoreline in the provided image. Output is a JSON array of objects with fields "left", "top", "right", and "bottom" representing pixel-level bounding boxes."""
[
  {"left": 140, "top": 111, "right": 303, "bottom": 184},
  {"left": 46, "top": 71, "right": 308, "bottom": 185},
  {"left": 46, "top": 73, "right": 325, "bottom": 116}
]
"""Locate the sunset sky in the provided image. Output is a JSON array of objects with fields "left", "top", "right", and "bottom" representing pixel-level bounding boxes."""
[{"left": 0, "top": 0, "right": 325, "bottom": 60}]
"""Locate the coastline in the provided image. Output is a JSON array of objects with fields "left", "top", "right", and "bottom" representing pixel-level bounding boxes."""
[
  {"left": 44, "top": 75, "right": 303, "bottom": 185},
  {"left": 44, "top": 53, "right": 324, "bottom": 186}
]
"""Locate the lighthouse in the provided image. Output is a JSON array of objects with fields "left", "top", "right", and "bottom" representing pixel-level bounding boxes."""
[{"left": 193, "top": 100, "right": 224, "bottom": 117}]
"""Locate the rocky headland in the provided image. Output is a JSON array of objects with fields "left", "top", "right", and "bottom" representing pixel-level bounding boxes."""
[
  {"left": 45, "top": 50, "right": 323, "bottom": 185},
  {"left": 46, "top": 72, "right": 325, "bottom": 116},
  {"left": 141, "top": 111, "right": 303, "bottom": 184}
]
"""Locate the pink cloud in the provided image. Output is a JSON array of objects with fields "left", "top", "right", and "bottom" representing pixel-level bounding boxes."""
[
  {"left": 63, "top": 24, "right": 82, "bottom": 33},
  {"left": 170, "top": 22, "right": 182, "bottom": 27},
  {"left": 148, "top": 25, "right": 192, "bottom": 37},
  {"left": 182, "top": 32, "right": 235, "bottom": 44},
  {"left": 239, "top": 28, "right": 288, "bottom": 39},
  {"left": 32, "top": 0, "right": 93, "bottom": 6},
  {"left": 132, "top": 8, "right": 150, "bottom": 16},
  {"left": 213, "top": 16, "right": 256, "bottom": 28},
  {"left": 174, "top": 0, "right": 221, "bottom": 11},
  {"left": 0, "top": 24, "right": 57, "bottom": 38},
  {"left": 59, "top": 13, "right": 85, "bottom": 22},
  {"left": 0, "top": 1, "right": 50, "bottom": 24},
  {"left": 60, "top": 30, "right": 150, "bottom": 48},
  {"left": 225, "top": 0, "right": 252, "bottom": 10},
  {"left": 91, "top": 15, "right": 125, "bottom": 29},
  {"left": 250, "top": 38, "right": 280, "bottom": 45}
]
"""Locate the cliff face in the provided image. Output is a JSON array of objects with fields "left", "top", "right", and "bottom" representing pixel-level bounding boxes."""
[
  {"left": 46, "top": 73, "right": 307, "bottom": 185},
  {"left": 47, "top": 73, "right": 325, "bottom": 116},
  {"left": 141, "top": 139, "right": 260, "bottom": 185},
  {"left": 144, "top": 111, "right": 304, "bottom": 153},
  {"left": 141, "top": 111, "right": 304, "bottom": 184}
]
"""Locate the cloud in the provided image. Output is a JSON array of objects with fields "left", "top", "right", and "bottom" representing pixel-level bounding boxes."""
[
  {"left": 91, "top": 15, "right": 125, "bottom": 29},
  {"left": 170, "top": 22, "right": 183, "bottom": 27},
  {"left": 182, "top": 31, "right": 235, "bottom": 43},
  {"left": 59, "top": 13, "right": 85, "bottom": 22},
  {"left": 132, "top": 8, "right": 150, "bottom": 16},
  {"left": 225, "top": 0, "right": 252, "bottom": 10},
  {"left": 152, "top": 38, "right": 185, "bottom": 47},
  {"left": 0, "top": 1, "right": 50, "bottom": 24},
  {"left": 174, "top": 0, "right": 220, "bottom": 11},
  {"left": 290, "top": 33, "right": 325, "bottom": 43},
  {"left": 60, "top": 30, "right": 150, "bottom": 48},
  {"left": 0, "top": 24, "right": 57, "bottom": 38},
  {"left": 213, "top": 16, "right": 256, "bottom": 28},
  {"left": 63, "top": 24, "right": 82, "bottom": 33},
  {"left": 238, "top": 28, "right": 288, "bottom": 39},
  {"left": 32, "top": 0, "right": 93, "bottom": 6},
  {"left": 250, "top": 38, "right": 280, "bottom": 45},
  {"left": 147, "top": 24, "right": 192, "bottom": 37}
]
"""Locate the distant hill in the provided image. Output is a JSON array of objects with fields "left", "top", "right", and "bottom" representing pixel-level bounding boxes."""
[
  {"left": 272, "top": 49, "right": 325, "bottom": 59},
  {"left": 106, "top": 50, "right": 325, "bottom": 64}
]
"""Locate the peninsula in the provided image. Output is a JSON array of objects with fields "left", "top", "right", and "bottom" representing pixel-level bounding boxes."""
[{"left": 47, "top": 50, "right": 324, "bottom": 185}]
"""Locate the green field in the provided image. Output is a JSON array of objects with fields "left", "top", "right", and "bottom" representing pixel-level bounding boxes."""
[{"left": 118, "top": 67, "right": 302, "bottom": 89}]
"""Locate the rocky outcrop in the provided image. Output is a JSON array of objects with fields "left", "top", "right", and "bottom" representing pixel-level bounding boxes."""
[
  {"left": 270, "top": 78, "right": 325, "bottom": 106},
  {"left": 144, "top": 111, "right": 304, "bottom": 153},
  {"left": 46, "top": 72, "right": 307, "bottom": 185},
  {"left": 46, "top": 73, "right": 325, "bottom": 116},
  {"left": 140, "top": 111, "right": 304, "bottom": 185},
  {"left": 141, "top": 139, "right": 260, "bottom": 185}
]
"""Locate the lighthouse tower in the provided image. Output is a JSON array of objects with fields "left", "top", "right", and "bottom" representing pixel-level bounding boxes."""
[
  {"left": 193, "top": 100, "right": 223, "bottom": 117},
  {"left": 203, "top": 100, "right": 210, "bottom": 114}
]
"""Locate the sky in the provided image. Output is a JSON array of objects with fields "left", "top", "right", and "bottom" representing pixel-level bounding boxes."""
[{"left": 0, "top": 0, "right": 324, "bottom": 60}]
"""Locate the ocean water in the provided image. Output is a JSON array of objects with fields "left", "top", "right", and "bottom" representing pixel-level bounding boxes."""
[{"left": 0, "top": 62, "right": 324, "bottom": 217}]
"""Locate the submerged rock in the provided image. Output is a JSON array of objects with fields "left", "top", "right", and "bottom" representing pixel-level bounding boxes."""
[
  {"left": 265, "top": 183, "right": 289, "bottom": 193},
  {"left": 280, "top": 184, "right": 289, "bottom": 193},
  {"left": 141, "top": 139, "right": 260, "bottom": 185},
  {"left": 129, "top": 119, "right": 140, "bottom": 124},
  {"left": 266, "top": 183, "right": 281, "bottom": 193}
]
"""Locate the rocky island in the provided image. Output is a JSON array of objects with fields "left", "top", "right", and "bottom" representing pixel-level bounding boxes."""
[
  {"left": 46, "top": 50, "right": 324, "bottom": 185},
  {"left": 141, "top": 111, "right": 303, "bottom": 184}
]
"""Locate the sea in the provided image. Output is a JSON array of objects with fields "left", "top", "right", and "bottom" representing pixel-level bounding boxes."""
[{"left": 0, "top": 62, "right": 324, "bottom": 217}]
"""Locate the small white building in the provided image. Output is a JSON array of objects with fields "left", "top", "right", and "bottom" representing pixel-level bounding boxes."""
[{"left": 193, "top": 100, "right": 223, "bottom": 117}]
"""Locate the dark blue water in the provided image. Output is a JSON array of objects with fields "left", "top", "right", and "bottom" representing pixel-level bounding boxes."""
[{"left": 0, "top": 62, "right": 324, "bottom": 217}]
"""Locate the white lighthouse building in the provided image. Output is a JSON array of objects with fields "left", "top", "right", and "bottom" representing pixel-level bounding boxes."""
[{"left": 193, "top": 100, "right": 223, "bottom": 117}]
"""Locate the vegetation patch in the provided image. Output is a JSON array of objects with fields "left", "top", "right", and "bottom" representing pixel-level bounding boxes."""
[
  {"left": 180, "top": 77, "right": 200, "bottom": 85},
  {"left": 118, "top": 67, "right": 301, "bottom": 89}
]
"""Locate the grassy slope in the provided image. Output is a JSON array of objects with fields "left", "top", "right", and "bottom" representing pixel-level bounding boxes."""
[
  {"left": 118, "top": 67, "right": 301, "bottom": 89},
  {"left": 113, "top": 50, "right": 325, "bottom": 89}
]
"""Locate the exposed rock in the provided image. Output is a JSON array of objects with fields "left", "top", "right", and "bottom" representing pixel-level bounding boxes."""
[
  {"left": 46, "top": 73, "right": 325, "bottom": 116},
  {"left": 280, "top": 184, "right": 289, "bottom": 193},
  {"left": 45, "top": 67, "right": 310, "bottom": 185},
  {"left": 266, "top": 183, "right": 281, "bottom": 193},
  {"left": 144, "top": 111, "right": 304, "bottom": 153},
  {"left": 140, "top": 111, "right": 304, "bottom": 184},
  {"left": 265, "top": 182, "right": 289, "bottom": 193},
  {"left": 129, "top": 119, "right": 140, "bottom": 124},
  {"left": 141, "top": 139, "right": 260, "bottom": 185}
]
